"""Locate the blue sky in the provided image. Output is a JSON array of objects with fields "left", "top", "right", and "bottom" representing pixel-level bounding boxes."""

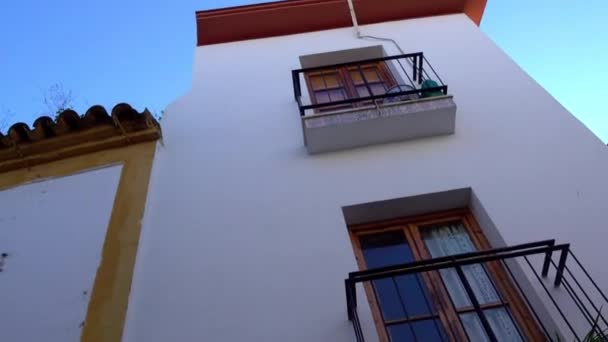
[{"left": 1, "top": 1, "right": 607, "bottom": 140}]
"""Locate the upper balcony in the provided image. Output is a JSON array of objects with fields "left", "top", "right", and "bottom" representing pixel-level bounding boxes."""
[{"left": 292, "top": 52, "right": 456, "bottom": 154}]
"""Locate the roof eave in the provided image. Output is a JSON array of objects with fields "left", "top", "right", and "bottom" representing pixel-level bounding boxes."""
[{"left": 196, "top": 0, "right": 488, "bottom": 46}]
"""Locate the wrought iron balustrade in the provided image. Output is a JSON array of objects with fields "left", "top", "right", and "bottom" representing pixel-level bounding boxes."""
[
  {"left": 292, "top": 52, "right": 448, "bottom": 117},
  {"left": 345, "top": 240, "right": 608, "bottom": 342}
]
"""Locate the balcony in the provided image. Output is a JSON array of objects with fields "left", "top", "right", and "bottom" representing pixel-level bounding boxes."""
[
  {"left": 345, "top": 240, "right": 608, "bottom": 341},
  {"left": 292, "top": 53, "right": 456, "bottom": 154}
]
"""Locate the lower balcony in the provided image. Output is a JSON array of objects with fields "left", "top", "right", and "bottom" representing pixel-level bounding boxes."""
[
  {"left": 292, "top": 52, "right": 456, "bottom": 154},
  {"left": 345, "top": 240, "right": 608, "bottom": 341}
]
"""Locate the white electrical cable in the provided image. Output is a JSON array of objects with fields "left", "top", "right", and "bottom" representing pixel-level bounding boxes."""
[
  {"left": 346, "top": 0, "right": 406, "bottom": 55},
  {"left": 346, "top": 0, "right": 414, "bottom": 115},
  {"left": 346, "top": 0, "right": 361, "bottom": 37}
]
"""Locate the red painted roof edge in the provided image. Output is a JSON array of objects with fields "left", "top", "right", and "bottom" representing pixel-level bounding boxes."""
[{"left": 196, "top": 0, "right": 488, "bottom": 46}]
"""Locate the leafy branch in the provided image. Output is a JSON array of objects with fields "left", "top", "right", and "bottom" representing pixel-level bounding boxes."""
[{"left": 42, "top": 83, "right": 74, "bottom": 119}]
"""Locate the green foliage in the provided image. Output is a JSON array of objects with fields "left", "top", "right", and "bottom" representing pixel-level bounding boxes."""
[
  {"left": 554, "top": 308, "right": 607, "bottom": 341},
  {"left": 42, "top": 83, "right": 74, "bottom": 119},
  {"left": 582, "top": 311, "right": 607, "bottom": 342}
]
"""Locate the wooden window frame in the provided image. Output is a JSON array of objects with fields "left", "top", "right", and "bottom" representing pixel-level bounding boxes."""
[
  {"left": 348, "top": 208, "right": 544, "bottom": 342},
  {"left": 303, "top": 61, "right": 397, "bottom": 113}
]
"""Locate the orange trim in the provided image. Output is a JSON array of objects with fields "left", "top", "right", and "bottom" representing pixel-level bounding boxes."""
[{"left": 196, "top": 0, "right": 487, "bottom": 46}]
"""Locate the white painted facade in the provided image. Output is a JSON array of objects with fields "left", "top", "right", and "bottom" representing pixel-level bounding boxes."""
[
  {"left": 0, "top": 165, "right": 122, "bottom": 342},
  {"left": 124, "top": 14, "right": 608, "bottom": 342}
]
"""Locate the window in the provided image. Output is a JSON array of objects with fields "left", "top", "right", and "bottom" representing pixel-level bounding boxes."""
[
  {"left": 349, "top": 210, "right": 544, "bottom": 342},
  {"left": 304, "top": 62, "right": 396, "bottom": 112}
]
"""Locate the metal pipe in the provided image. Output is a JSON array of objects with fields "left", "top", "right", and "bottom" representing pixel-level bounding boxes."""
[{"left": 346, "top": 0, "right": 361, "bottom": 37}]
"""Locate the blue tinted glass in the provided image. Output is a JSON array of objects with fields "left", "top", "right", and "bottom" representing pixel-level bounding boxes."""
[
  {"left": 388, "top": 323, "right": 415, "bottom": 342},
  {"left": 411, "top": 319, "right": 446, "bottom": 342},
  {"left": 360, "top": 231, "right": 411, "bottom": 268},
  {"left": 373, "top": 278, "right": 406, "bottom": 320},
  {"left": 388, "top": 319, "right": 445, "bottom": 342},
  {"left": 395, "top": 274, "right": 434, "bottom": 317},
  {"left": 360, "top": 231, "right": 434, "bottom": 320}
]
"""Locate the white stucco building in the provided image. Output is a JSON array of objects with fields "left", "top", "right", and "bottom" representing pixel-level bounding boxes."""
[
  {"left": 124, "top": 0, "right": 608, "bottom": 340},
  {"left": 1, "top": 1, "right": 607, "bottom": 341}
]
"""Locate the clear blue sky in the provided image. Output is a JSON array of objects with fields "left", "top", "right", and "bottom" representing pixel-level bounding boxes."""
[{"left": 1, "top": 1, "right": 607, "bottom": 140}]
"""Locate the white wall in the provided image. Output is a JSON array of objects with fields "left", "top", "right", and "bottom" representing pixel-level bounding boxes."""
[
  {"left": 0, "top": 165, "right": 122, "bottom": 341},
  {"left": 124, "top": 13, "right": 608, "bottom": 341}
]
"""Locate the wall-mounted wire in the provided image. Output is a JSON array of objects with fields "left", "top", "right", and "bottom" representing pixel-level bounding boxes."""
[{"left": 346, "top": 0, "right": 408, "bottom": 58}]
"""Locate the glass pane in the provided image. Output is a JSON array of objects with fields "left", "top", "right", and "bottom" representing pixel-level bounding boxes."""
[
  {"left": 460, "top": 312, "right": 490, "bottom": 342},
  {"left": 486, "top": 307, "right": 523, "bottom": 341},
  {"left": 388, "top": 319, "right": 446, "bottom": 342},
  {"left": 412, "top": 319, "right": 446, "bottom": 341},
  {"left": 437, "top": 266, "right": 500, "bottom": 307},
  {"left": 370, "top": 83, "right": 387, "bottom": 95},
  {"left": 356, "top": 83, "right": 387, "bottom": 98},
  {"left": 364, "top": 68, "right": 381, "bottom": 82},
  {"left": 388, "top": 322, "right": 415, "bottom": 341},
  {"left": 327, "top": 88, "right": 346, "bottom": 102},
  {"left": 422, "top": 222, "right": 500, "bottom": 307},
  {"left": 323, "top": 72, "right": 342, "bottom": 88},
  {"left": 314, "top": 89, "right": 347, "bottom": 104},
  {"left": 350, "top": 67, "right": 381, "bottom": 84},
  {"left": 309, "top": 70, "right": 342, "bottom": 90},
  {"left": 395, "top": 273, "right": 435, "bottom": 317},
  {"left": 356, "top": 85, "right": 370, "bottom": 97},
  {"left": 309, "top": 75, "right": 325, "bottom": 90},
  {"left": 460, "top": 308, "right": 523, "bottom": 342},
  {"left": 314, "top": 91, "right": 330, "bottom": 104},
  {"left": 360, "top": 231, "right": 435, "bottom": 320},
  {"left": 360, "top": 230, "right": 410, "bottom": 268},
  {"left": 372, "top": 278, "right": 407, "bottom": 320},
  {"left": 350, "top": 70, "right": 363, "bottom": 84}
]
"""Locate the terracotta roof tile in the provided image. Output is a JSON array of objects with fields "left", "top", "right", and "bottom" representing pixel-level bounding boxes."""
[
  {"left": 1, "top": 103, "right": 157, "bottom": 145},
  {"left": 0, "top": 103, "right": 161, "bottom": 172}
]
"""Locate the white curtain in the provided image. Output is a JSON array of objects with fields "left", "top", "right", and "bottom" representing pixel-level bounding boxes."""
[{"left": 422, "top": 222, "right": 522, "bottom": 342}]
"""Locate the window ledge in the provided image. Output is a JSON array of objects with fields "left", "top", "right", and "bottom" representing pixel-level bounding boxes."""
[{"left": 302, "top": 95, "right": 456, "bottom": 154}]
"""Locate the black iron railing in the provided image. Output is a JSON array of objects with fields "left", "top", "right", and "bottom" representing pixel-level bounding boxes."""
[
  {"left": 345, "top": 240, "right": 608, "bottom": 342},
  {"left": 292, "top": 52, "right": 448, "bottom": 116}
]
